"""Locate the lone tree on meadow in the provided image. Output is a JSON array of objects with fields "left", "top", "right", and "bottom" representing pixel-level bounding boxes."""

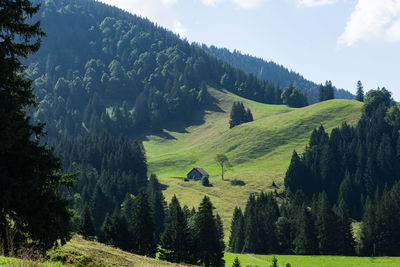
[
  {"left": 0, "top": 0, "right": 75, "bottom": 254},
  {"left": 215, "top": 154, "right": 230, "bottom": 180}
]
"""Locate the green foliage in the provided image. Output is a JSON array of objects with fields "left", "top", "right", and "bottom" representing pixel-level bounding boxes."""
[
  {"left": 356, "top": 81, "right": 364, "bottom": 102},
  {"left": 194, "top": 196, "right": 225, "bottom": 267},
  {"left": 363, "top": 88, "right": 394, "bottom": 117},
  {"left": 318, "top": 81, "right": 335, "bottom": 102},
  {"left": 229, "top": 101, "right": 254, "bottom": 128},
  {"left": 359, "top": 182, "right": 400, "bottom": 256},
  {"left": 80, "top": 205, "right": 96, "bottom": 239},
  {"left": 130, "top": 190, "right": 156, "bottom": 257},
  {"left": 0, "top": 0, "right": 73, "bottom": 254},
  {"left": 232, "top": 256, "right": 241, "bottom": 267},
  {"left": 229, "top": 207, "right": 244, "bottom": 253},
  {"left": 146, "top": 174, "right": 166, "bottom": 243},
  {"left": 159, "top": 195, "right": 195, "bottom": 264},
  {"left": 215, "top": 154, "right": 230, "bottom": 180},
  {"left": 284, "top": 90, "right": 400, "bottom": 219},
  {"left": 281, "top": 86, "right": 308, "bottom": 108},
  {"left": 202, "top": 175, "right": 210, "bottom": 186}
]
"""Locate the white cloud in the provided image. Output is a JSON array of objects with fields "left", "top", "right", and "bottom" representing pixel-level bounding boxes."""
[
  {"left": 202, "top": 0, "right": 265, "bottom": 9},
  {"left": 338, "top": 0, "right": 400, "bottom": 47},
  {"left": 173, "top": 20, "right": 187, "bottom": 37},
  {"left": 297, "top": 0, "right": 338, "bottom": 7},
  {"left": 161, "top": 0, "right": 178, "bottom": 5},
  {"left": 99, "top": 0, "right": 184, "bottom": 37}
]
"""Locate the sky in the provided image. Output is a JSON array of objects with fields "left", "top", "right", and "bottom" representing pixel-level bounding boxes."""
[{"left": 98, "top": 0, "right": 400, "bottom": 100}]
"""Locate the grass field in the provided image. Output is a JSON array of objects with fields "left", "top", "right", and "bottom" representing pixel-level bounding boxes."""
[
  {"left": 143, "top": 87, "right": 363, "bottom": 240},
  {"left": 224, "top": 253, "right": 400, "bottom": 267}
]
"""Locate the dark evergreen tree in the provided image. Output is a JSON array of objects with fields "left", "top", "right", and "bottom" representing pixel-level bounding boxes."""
[
  {"left": 109, "top": 209, "right": 131, "bottom": 251},
  {"left": 229, "top": 101, "right": 254, "bottom": 128},
  {"left": 314, "top": 192, "right": 339, "bottom": 255},
  {"left": 98, "top": 213, "right": 113, "bottom": 244},
  {"left": 294, "top": 204, "right": 317, "bottom": 255},
  {"left": 333, "top": 199, "right": 355, "bottom": 255},
  {"left": 228, "top": 207, "right": 245, "bottom": 253},
  {"left": 194, "top": 196, "right": 225, "bottom": 267},
  {"left": 130, "top": 190, "right": 156, "bottom": 257},
  {"left": 146, "top": 174, "right": 166, "bottom": 243},
  {"left": 232, "top": 257, "right": 241, "bottom": 267},
  {"left": 0, "top": 0, "right": 74, "bottom": 254},
  {"left": 90, "top": 184, "right": 115, "bottom": 233},
  {"left": 356, "top": 81, "right": 364, "bottom": 102},
  {"left": 159, "top": 195, "right": 195, "bottom": 264},
  {"left": 318, "top": 81, "right": 334, "bottom": 102},
  {"left": 80, "top": 204, "right": 96, "bottom": 239}
]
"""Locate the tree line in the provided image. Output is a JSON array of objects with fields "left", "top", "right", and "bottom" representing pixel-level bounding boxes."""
[
  {"left": 285, "top": 87, "right": 399, "bottom": 219},
  {"left": 228, "top": 191, "right": 354, "bottom": 255},
  {"left": 79, "top": 176, "right": 225, "bottom": 266}
]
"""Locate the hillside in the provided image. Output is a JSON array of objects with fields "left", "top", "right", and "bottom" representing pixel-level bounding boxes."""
[
  {"left": 144, "top": 88, "right": 363, "bottom": 238},
  {"left": 202, "top": 45, "right": 354, "bottom": 104}
]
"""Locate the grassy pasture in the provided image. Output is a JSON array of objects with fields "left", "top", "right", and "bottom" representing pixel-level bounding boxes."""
[
  {"left": 143, "top": 87, "right": 362, "bottom": 240},
  {"left": 224, "top": 253, "right": 400, "bottom": 267}
]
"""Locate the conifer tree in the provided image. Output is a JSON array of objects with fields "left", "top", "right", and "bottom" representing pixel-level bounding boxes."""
[
  {"left": 159, "top": 195, "right": 195, "bottom": 264},
  {"left": 194, "top": 196, "right": 225, "bottom": 267},
  {"left": 232, "top": 257, "right": 241, "bottom": 267},
  {"left": 356, "top": 81, "right": 364, "bottom": 102},
  {"left": 0, "top": 0, "right": 74, "bottom": 253},
  {"left": 80, "top": 204, "right": 96, "bottom": 239},
  {"left": 314, "top": 192, "right": 339, "bottom": 254},
  {"left": 294, "top": 204, "right": 317, "bottom": 255},
  {"left": 229, "top": 207, "right": 245, "bottom": 253},
  {"left": 130, "top": 190, "right": 156, "bottom": 257},
  {"left": 147, "top": 174, "right": 166, "bottom": 243},
  {"left": 333, "top": 199, "right": 355, "bottom": 255},
  {"left": 98, "top": 213, "right": 113, "bottom": 244}
]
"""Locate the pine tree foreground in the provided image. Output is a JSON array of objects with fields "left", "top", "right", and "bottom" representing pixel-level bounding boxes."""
[{"left": 0, "top": 0, "right": 75, "bottom": 255}]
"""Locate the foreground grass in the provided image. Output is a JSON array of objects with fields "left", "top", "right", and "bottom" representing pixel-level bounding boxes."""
[
  {"left": 224, "top": 253, "right": 400, "bottom": 267},
  {"left": 0, "top": 256, "right": 66, "bottom": 267},
  {"left": 144, "top": 87, "right": 363, "bottom": 241},
  {"left": 46, "top": 235, "right": 190, "bottom": 266}
]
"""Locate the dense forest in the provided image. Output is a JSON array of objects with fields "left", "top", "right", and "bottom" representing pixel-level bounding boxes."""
[
  {"left": 284, "top": 88, "right": 399, "bottom": 219},
  {"left": 202, "top": 45, "right": 354, "bottom": 104},
  {"left": 26, "top": 0, "right": 299, "bottom": 141}
]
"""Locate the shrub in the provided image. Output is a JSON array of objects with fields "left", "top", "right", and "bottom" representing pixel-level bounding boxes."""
[
  {"left": 230, "top": 179, "right": 246, "bottom": 186},
  {"left": 201, "top": 176, "right": 210, "bottom": 187}
]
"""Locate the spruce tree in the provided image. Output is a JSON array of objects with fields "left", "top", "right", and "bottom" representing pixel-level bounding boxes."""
[
  {"left": 147, "top": 174, "right": 166, "bottom": 243},
  {"left": 194, "top": 196, "right": 225, "bottom": 267},
  {"left": 294, "top": 204, "right": 317, "bottom": 255},
  {"left": 159, "top": 195, "right": 195, "bottom": 264},
  {"left": 314, "top": 192, "right": 339, "bottom": 254},
  {"left": 333, "top": 199, "right": 355, "bottom": 255},
  {"left": 80, "top": 204, "right": 96, "bottom": 239},
  {"left": 232, "top": 257, "right": 241, "bottom": 267},
  {"left": 0, "top": 0, "right": 74, "bottom": 253},
  {"left": 130, "top": 190, "right": 156, "bottom": 257},
  {"left": 229, "top": 207, "right": 245, "bottom": 253},
  {"left": 356, "top": 81, "right": 364, "bottom": 102}
]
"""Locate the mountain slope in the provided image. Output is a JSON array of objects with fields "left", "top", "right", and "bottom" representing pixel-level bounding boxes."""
[
  {"left": 202, "top": 45, "right": 354, "bottom": 104},
  {"left": 28, "top": 0, "right": 284, "bottom": 140},
  {"left": 144, "top": 88, "right": 362, "bottom": 238}
]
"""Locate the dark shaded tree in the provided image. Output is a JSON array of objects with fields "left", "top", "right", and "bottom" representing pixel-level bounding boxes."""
[
  {"left": 194, "top": 196, "right": 225, "bottom": 267},
  {"left": 356, "top": 81, "right": 364, "bottom": 102},
  {"left": 0, "top": 0, "right": 74, "bottom": 254}
]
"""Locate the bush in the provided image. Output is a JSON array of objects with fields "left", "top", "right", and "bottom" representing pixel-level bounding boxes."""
[
  {"left": 201, "top": 176, "right": 210, "bottom": 187},
  {"left": 230, "top": 179, "right": 246, "bottom": 186},
  {"left": 184, "top": 178, "right": 189, "bottom": 182}
]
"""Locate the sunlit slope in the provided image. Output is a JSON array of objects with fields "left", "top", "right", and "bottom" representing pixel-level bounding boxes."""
[{"left": 144, "top": 88, "right": 362, "bottom": 238}]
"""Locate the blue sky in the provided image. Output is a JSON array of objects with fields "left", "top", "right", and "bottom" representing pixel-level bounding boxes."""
[{"left": 99, "top": 0, "right": 400, "bottom": 100}]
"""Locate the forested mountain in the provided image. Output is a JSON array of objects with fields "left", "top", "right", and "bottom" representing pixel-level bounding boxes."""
[
  {"left": 26, "top": 0, "right": 290, "bottom": 141},
  {"left": 201, "top": 45, "right": 354, "bottom": 104}
]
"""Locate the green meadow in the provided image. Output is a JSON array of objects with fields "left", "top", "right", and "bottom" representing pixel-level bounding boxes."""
[
  {"left": 224, "top": 253, "right": 400, "bottom": 267},
  {"left": 144, "top": 87, "right": 363, "bottom": 240}
]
